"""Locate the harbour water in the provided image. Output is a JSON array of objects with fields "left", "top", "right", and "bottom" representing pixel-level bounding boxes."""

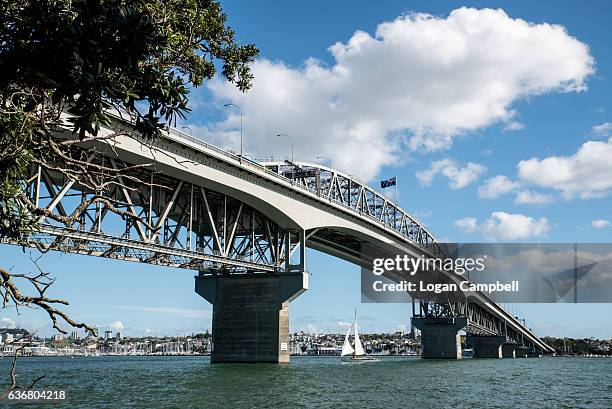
[{"left": 1, "top": 356, "right": 611, "bottom": 408}]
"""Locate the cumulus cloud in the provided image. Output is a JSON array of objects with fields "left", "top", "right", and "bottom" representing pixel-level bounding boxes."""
[
  {"left": 592, "top": 219, "right": 610, "bottom": 228},
  {"left": 517, "top": 138, "right": 612, "bottom": 199},
  {"left": 1, "top": 318, "right": 16, "bottom": 329},
  {"left": 201, "top": 8, "right": 593, "bottom": 180},
  {"left": 337, "top": 321, "right": 352, "bottom": 329},
  {"left": 514, "top": 189, "right": 554, "bottom": 205},
  {"left": 454, "top": 217, "right": 479, "bottom": 233},
  {"left": 455, "top": 212, "right": 550, "bottom": 241},
  {"left": 416, "top": 159, "right": 486, "bottom": 189},
  {"left": 592, "top": 122, "right": 612, "bottom": 137},
  {"left": 503, "top": 121, "right": 525, "bottom": 132},
  {"left": 108, "top": 321, "right": 124, "bottom": 331},
  {"left": 478, "top": 175, "right": 520, "bottom": 198}
]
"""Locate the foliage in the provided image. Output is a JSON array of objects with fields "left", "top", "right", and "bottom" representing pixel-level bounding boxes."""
[
  {"left": 0, "top": 0, "right": 258, "bottom": 242},
  {"left": 0, "top": 0, "right": 257, "bottom": 345},
  {"left": 0, "top": 112, "right": 37, "bottom": 241},
  {"left": 542, "top": 336, "right": 612, "bottom": 356},
  {"left": 1, "top": 1, "right": 257, "bottom": 393}
]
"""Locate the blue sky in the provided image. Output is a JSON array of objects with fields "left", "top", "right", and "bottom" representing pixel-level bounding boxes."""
[{"left": 2, "top": 0, "right": 612, "bottom": 338}]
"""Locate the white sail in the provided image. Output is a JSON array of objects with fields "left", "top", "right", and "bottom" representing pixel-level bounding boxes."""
[
  {"left": 353, "top": 315, "right": 365, "bottom": 356},
  {"left": 341, "top": 325, "right": 354, "bottom": 356}
]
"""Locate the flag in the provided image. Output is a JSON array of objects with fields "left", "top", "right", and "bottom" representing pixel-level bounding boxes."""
[{"left": 380, "top": 177, "right": 397, "bottom": 188}]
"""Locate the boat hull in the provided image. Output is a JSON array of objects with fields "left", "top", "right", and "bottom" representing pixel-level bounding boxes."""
[{"left": 341, "top": 355, "right": 381, "bottom": 363}]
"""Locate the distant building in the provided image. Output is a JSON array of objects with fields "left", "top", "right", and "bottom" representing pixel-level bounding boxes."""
[
  {"left": 116, "top": 332, "right": 122, "bottom": 340},
  {"left": 2, "top": 344, "right": 15, "bottom": 354},
  {"left": 104, "top": 330, "right": 113, "bottom": 340},
  {"left": 4, "top": 333, "right": 14, "bottom": 344},
  {"left": 314, "top": 346, "right": 340, "bottom": 356},
  {"left": 52, "top": 334, "right": 64, "bottom": 342},
  {"left": 70, "top": 331, "right": 79, "bottom": 341}
]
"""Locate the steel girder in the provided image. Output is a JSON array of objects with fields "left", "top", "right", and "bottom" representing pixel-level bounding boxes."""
[
  {"left": 414, "top": 299, "right": 539, "bottom": 348},
  {"left": 261, "top": 161, "right": 444, "bottom": 257},
  {"left": 14, "top": 159, "right": 303, "bottom": 273}
]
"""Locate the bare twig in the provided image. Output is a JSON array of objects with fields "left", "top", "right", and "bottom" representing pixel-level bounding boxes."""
[
  {"left": 0, "top": 337, "right": 46, "bottom": 401},
  {"left": 0, "top": 266, "right": 96, "bottom": 335}
]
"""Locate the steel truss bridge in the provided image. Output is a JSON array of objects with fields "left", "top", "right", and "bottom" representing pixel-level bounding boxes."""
[{"left": 11, "top": 115, "right": 552, "bottom": 354}]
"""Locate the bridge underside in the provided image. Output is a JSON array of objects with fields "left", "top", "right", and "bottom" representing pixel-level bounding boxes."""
[{"left": 16, "top": 162, "right": 307, "bottom": 274}]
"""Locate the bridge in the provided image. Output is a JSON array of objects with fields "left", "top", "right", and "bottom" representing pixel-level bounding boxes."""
[{"left": 12, "top": 114, "right": 553, "bottom": 362}]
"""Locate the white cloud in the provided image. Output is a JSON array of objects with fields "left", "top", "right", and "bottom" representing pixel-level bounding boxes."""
[
  {"left": 592, "top": 122, "right": 612, "bottom": 137},
  {"left": 455, "top": 212, "right": 550, "bottom": 241},
  {"left": 337, "top": 321, "right": 352, "bottom": 329},
  {"left": 108, "top": 321, "right": 124, "bottom": 331},
  {"left": 1, "top": 318, "right": 16, "bottom": 329},
  {"left": 514, "top": 189, "right": 554, "bottom": 205},
  {"left": 504, "top": 121, "right": 525, "bottom": 132},
  {"left": 201, "top": 8, "right": 593, "bottom": 180},
  {"left": 517, "top": 138, "right": 612, "bottom": 199},
  {"left": 478, "top": 175, "right": 520, "bottom": 198},
  {"left": 592, "top": 219, "right": 610, "bottom": 228},
  {"left": 454, "top": 217, "right": 479, "bottom": 233},
  {"left": 416, "top": 159, "right": 486, "bottom": 189},
  {"left": 483, "top": 212, "right": 550, "bottom": 240}
]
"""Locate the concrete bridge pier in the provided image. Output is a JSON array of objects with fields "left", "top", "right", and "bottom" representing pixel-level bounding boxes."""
[
  {"left": 502, "top": 343, "right": 517, "bottom": 358},
  {"left": 515, "top": 348, "right": 529, "bottom": 358},
  {"left": 195, "top": 272, "right": 308, "bottom": 363},
  {"left": 527, "top": 349, "right": 542, "bottom": 358},
  {"left": 466, "top": 335, "right": 507, "bottom": 358},
  {"left": 412, "top": 317, "right": 467, "bottom": 359}
]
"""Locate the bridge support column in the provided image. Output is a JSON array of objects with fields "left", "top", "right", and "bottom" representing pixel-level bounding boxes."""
[
  {"left": 466, "top": 335, "right": 506, "bottom": 358},
  {"left": 527, "top": 349, "right": 542, "bottom": 358},
  {"left": 412, "top": 317, "right": 467, "bottom": 359},
  {"left": 515, "top": 348, "right": 528, "bottom": 358},
  {"left": 502, "top": 343, "right": 517, "bottom": 358},
  {"left": 195, "top": 272, "right": 308, "bottom": 363}
]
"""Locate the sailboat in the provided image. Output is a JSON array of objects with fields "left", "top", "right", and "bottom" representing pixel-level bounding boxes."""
[{"left": 340, "top": 311, "right": 380, "bottom": 363}]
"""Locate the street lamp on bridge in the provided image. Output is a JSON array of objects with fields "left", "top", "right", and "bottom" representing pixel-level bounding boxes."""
[
  {"left": 277, "top": 133, "right": 294, "bottom": 179},
  {"left": 223, "top": 103, "right": 243, "bottom": 158}
]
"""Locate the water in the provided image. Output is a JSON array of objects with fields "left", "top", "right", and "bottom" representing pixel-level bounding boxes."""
[{"left": 1, "top": 356, "right": 611, "bottom": 408}]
